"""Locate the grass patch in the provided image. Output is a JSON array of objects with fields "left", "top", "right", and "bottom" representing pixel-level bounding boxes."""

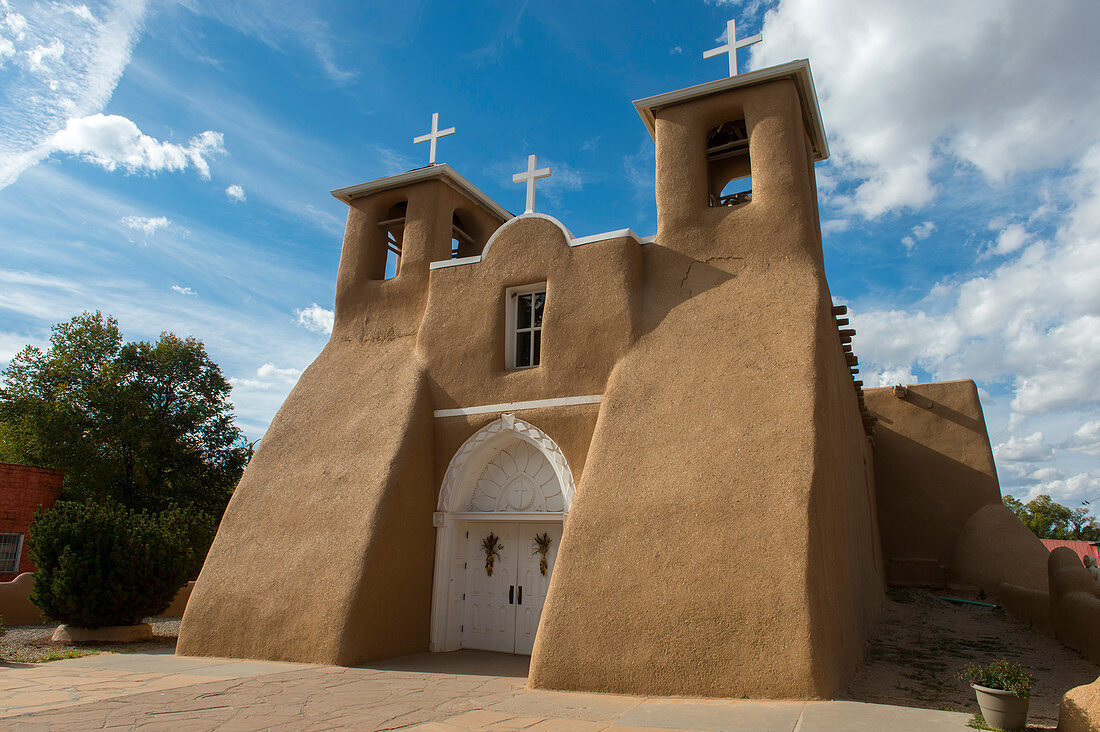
[{"left": 30, "top": 649, "right": 100, "bottom": 663}]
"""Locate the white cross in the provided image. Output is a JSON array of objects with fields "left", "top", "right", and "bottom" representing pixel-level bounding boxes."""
[
  {"left": 413, "top": 112, "right": 456, "bottom": 165},
  {"left": 512, "top": 154, "right": 552, "bottom": 214},
  {"left": 703, "top": 19, "right": 761, "bottom": 77}
]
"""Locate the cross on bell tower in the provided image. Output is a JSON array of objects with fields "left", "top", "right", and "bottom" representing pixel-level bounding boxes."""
[
  {"left": 703, "top": 19, "right": 761, "bottom": 77},
  {"left": 512, "top": 154, "right": 552, "bottom": 214},
  {"left": 413, "top": 112, "right": 456, "bottom": 165}
]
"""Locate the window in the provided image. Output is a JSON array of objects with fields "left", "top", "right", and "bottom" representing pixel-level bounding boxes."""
[
  {"left": 0, "top": 533, "right": 23, "bottom": 574},
  {"left": 451, "top": 212, "right": 476, "bottom": 259},
  {"left": 506, "top": 284, "right": 546, "bottom": 369},
  {"left": 377, "top": 202, "right": 406, "bottom": 279},
  {"left": 706, "top": 119, "right": 752, "bottom": 208}
]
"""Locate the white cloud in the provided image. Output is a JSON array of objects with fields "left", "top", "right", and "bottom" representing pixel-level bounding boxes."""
[
  {"left": 1022, "top": 470, "right": 1100, "bottom": 505},
  {"left": 295, "top": 303, "right": 333, "bottom": 334},
  {"left": 25, "top": 37, "right": 64, "bottom": 71},
  {"left": 121, "top": 214, "right": 169, "bottom": 234},
  {"left": 1064, "top": 421, "right": 1100, "bottom": 458},
  {"left": 901, "top": 220, "right": 935, "bottom": 255},
  {"left": 256, "top": 362, "right": 300, "bottom": 382},
  {"left": 170, "top": 285, "right": 196, "bottom": 296},
  {"left": 864, "top": 366, "right": 917, "bottom": 388},
  {"left": 229, "top": 362, "right": 301, "bottom": 392},
  {"left": 990, "top": 222, "right": 1029, "bottom": 257},
  {"left": 50, "top": 114, "right": 225, "bottom": 178},
  {"left": 751, "top": 1, "right": 1100, "bottom": 218},
  {"left": 993, "top": 432, "right": 1055, "bottom": 463},
  {"left": 225, "top": 183, "right": 245, "bottom": 202},
  {"left": 0, "top": 0, "right": 148, "bottom": 189}
]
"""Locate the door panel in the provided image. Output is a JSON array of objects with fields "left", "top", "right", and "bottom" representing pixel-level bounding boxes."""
[
  {"left": 462, "top": 523, "right": 519, "bottom": 652},
  {"left": 513, "top": 522, "right": 563, "bottom": 655}
]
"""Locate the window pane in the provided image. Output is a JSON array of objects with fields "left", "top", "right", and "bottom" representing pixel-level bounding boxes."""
[
  {"left": 533, "top": 292, "right": 545, "bottom": 327},
  {"left": 532, "top": 330, "right": 541, "bottom": 366},
  {"left": 517, "top": 294, "right": 531, "bottom": 329},
  {"left": 516, "top": 331, "right": 532, "bottom": 368}
]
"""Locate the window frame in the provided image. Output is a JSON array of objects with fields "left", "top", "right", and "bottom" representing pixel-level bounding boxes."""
[
  {"left": 0, "top": 533, "right": 24, "bottom": 574},
  {"left": 505, "top": 283, "right": 547, "bottom": 371}
]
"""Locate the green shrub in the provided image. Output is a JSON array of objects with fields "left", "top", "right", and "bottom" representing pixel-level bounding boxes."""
[
  {"left": 956, "top": 659, "right": 1034, "bottom": 698},
  {"left": 0, "top": 613, "right": 5, "bottom": 637},
  {"left": 27, "top": 500, "right": 194, "bottom": 628}
]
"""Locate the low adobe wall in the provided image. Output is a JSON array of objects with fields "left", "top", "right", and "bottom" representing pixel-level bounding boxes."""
[
  {"left": 864, "top": 381, "right": 1002, "bottom": 586},
  {"left": 0, "top": 574, "right": 194, "bottom": 626},
  {"left": 1048, "top": 548, "right": 1100, "bottom": 664},
  {"left": 1059, "top": 675, "right": 1100, "bottom": 732},
  {"left": 0, "top": 572, "right": 44, "bottom": 625}
]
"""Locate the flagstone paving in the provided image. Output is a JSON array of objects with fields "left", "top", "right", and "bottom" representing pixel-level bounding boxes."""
[{"left": 0, "top": 649, "right": 977, "bottom": 730}]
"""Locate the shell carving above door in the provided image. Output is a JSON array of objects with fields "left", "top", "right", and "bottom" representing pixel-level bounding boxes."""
[{"left": 467, "top": 439, "right": 566, "bottom": 513}]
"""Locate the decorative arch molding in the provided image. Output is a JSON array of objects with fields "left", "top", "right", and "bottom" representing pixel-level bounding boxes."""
[
  {"left": 429, "top": 414, "right": 575, "bottom": 652},
  {"left": 436, "top": 413, "right": 575, "bottom": 517},
  {"left": 479, "top": 213, "right": 574, "bottom": 260}
]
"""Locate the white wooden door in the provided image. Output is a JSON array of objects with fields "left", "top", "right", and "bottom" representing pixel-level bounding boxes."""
[
  {"left": 514, "top": 522, "right": 563, "bottom": 655},
  {"left": 462, "top": 523, "right": 519, "bottom": 652}
]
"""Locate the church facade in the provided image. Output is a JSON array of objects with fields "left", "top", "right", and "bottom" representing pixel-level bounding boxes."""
[{"left": 176, "top": 60, "right": 1022, "bottom": 698}]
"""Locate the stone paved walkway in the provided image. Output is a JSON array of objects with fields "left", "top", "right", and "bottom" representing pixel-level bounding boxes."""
[{"left": 0, "top": 650, "right": 977, "bottom": 730}]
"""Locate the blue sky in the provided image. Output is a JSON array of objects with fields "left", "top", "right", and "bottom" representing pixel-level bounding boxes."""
[{"left": 2, "top": 0, "right": 1099, "bottom": 512}]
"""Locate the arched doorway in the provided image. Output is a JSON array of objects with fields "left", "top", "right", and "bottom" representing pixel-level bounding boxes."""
[{"left": 430, "top": 414, "right": 574, "bottom": 654}]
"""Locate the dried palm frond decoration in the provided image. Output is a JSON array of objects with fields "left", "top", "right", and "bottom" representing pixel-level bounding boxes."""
[
  {"left": 532, "top": 532, "right": 553, "bottom": 575},
  {"left": 481, "top": 533, "right": 503, "bottom": 576}
]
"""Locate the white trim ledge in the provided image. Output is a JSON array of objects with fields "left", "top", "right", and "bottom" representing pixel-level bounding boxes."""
[
  {"left": 429, "top": 255, "right": 481, "bottom": 270},
  {"left": 434, "top": 394, "right": 603, "bottom": 418}
]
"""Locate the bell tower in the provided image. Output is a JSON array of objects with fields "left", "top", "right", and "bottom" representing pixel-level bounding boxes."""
[{"left": 634, "top": 60, "right": 829, "bottom": 266}]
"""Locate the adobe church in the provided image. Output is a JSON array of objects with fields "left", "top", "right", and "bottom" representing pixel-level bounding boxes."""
[{"left": 177, "top": 54, "right": 1078, "bottom": 698}]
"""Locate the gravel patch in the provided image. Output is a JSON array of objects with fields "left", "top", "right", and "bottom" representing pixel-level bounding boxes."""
[
  {"left": 1, "top": 617, "right": 180, "bottom": 663},
  {"left": 842, "top": 587, "right": 1099, "bottom": 729}
]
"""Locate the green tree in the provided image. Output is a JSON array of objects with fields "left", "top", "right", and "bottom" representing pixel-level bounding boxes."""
[
  {"left": 1003, "top": 493, "right": 1100, "bottom": 541},
  {"left": 0, "top": 312, "right": 250, "bottom": 514}
]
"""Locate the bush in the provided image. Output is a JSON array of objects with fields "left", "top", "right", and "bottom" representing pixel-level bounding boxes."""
[
  {"left": 956, "top": 659, "right": 1034, "bottom": 698},
  {"left": 28, "top": 500, "right": 195, "bottom": 628}
]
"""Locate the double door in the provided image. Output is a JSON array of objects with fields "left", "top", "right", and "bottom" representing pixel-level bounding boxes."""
[{"left": 462, "top": 521, "right": 562, "bottom": 655}]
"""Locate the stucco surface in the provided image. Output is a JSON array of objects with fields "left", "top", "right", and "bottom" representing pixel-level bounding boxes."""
[
  {"left": 0, "top": 572, "right": 44, "bottom": 625},
  {"left": 177, "top": 337, "right": 436, "bottom": 665},
  {"left": 952, "top": 503, "right": 1049, "bottom": 594},
  {"left": 864, "top": 381, "right": 1001, "bottom": 586},
  {"left": 1059, "top": 675, "right": 1100, "bottom": 732},
  {"left": 1049, "top": 548, "right": 1100, "bottom": 665},
  {"left": 529, "top": 80, "right": 881, "bottom": 699}
]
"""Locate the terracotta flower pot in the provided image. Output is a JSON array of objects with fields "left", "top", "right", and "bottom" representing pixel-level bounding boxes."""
[{"left": 971, "top": 683, "right": 1029, "bottom": 731}]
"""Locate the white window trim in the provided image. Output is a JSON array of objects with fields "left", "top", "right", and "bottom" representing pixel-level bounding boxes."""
[
  {"left": 505, "top": 283, "right": 546, "bottom": 370},
  {"left": 0, "top": 533, "right": 24, "bottom": 574}
]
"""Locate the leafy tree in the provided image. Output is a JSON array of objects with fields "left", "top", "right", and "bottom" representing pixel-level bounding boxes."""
[
  {"left": 0, "top": 312, "right": 250, "bottom": 514},
  {"left": 1003, "top": 493, "right": 1100, "bottom": 541}
]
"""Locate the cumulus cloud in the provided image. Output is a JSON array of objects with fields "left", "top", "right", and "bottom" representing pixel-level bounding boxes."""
[
  {"left": 993, "top": 432, "right": 1055, "bottom": 463},
  {"left": 851, "top": 142, "right": 1100, "bottom": 424},
  {"left": 225, "top": 183, "right": 245, "bottom": 202},
  {"left": 229, "top": 362, "right": 302, "bottom": 391},
  {"left": 1064, "top": 421, "right": 1100, "bottom": 457},
  {"left": 121, "top": 214, "right": 169, "bottom": 234},
  {"left": 1021, "top": 470, "right": 1100, "bottom": 505},
  {"left": 752, "top": 1, "right": 1100, "bottom": 218},
  {"left": 170, "top": 285, "right": 196, "bottom": 296},
  {"left": 989, "top": 222, "right": 1029, "bottom": 257},
  {"left": 901, "top": 220, "right": 935, "bottom": 255},
  {"left": 0, "top": 0, "right": 148, "bottom": 189},
  {"left": 50, "top": 114, "right": 225, "bottom": 178},
  {"left": 295, "top": 303, "right": 333, "bottom": 334}
]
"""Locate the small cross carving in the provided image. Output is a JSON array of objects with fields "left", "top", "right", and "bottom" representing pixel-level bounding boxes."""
[
  {"left": 512, "top": 154, "right": 552, "bottom": 214},
  {"left": 703, "top": 19, "right": 761, "bottom": 77}
]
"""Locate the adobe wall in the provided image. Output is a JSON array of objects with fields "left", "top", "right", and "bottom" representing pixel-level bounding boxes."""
[
  {"left": 864, "top": 381, "right": 1003, "bottom": 585},
  {"left": 0, "top": 462, "right": 63, "bottom": 580},
  {"left": 530, "top": 79, "right": 882, "bottom": 698}
]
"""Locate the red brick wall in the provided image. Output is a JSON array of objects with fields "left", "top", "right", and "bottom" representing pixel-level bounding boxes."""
[{"left": 0, "top": 462, "right": 63, "bottom": 580}]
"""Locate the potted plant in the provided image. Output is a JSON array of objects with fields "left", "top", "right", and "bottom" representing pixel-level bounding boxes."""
[{"left": 956, "top": 658, "right": 1034, "bottom": 731}]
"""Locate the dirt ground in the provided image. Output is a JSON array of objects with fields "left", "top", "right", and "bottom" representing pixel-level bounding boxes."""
[
  {"left": 843, "top": 587, "right": 1099, "bottom": 728},
  {"left": 0, "top": 617, "right": 179, "bottom": 663}
]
